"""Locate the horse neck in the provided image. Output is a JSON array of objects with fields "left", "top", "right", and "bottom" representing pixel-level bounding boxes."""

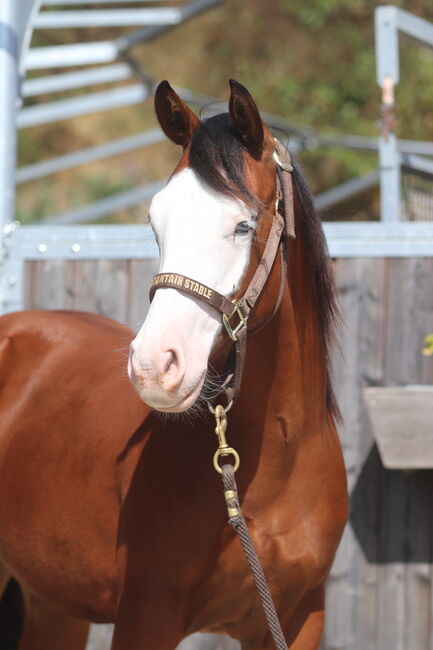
[{"left": 232, "top": 207, "right": 333, "bottom": 492}]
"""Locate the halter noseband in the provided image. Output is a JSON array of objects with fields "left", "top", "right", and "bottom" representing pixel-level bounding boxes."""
[{"left": 149, "top": 140, "right": 295, "bottom": 408}]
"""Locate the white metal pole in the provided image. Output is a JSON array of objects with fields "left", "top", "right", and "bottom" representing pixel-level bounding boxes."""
[
  {"left": 0, "top": 0, "right": 19, "bottom": 234},
  {"left": 0, "top": 0, "right": 42, "bottom": 313},
  {"left": 375, "top": 6, "right": 401, "bottom": 222}
]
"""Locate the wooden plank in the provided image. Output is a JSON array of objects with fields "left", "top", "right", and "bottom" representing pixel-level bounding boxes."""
[
  {"left": 364, "top": 386, "right": 433, "bottom": 469},
  {"left": 406, "top": 471, "right": 431, "bottom": 650},
  {"left": 418, "top": 259, "right": 433, "bottom": 386},
  {"left": 91, "top": 260, "right": 129, "bottom": 323},
  {"left": 24, "top": 260, "right": 76, "bottom": 310},
  {"left": 25, "top": 260, "right": 130, "bottom": 324},
  {"left": 69, "top": 261, "right": 99, "bottom": 313},
  {"left": 429, "top": 478, "right": 433, "bottom": 650},
  {"left": 324, "top": 258, "right": 385, "bottom": 650},
  {"left": 348, "top": 258, "right": 384, "bottom": 650},
  {"left": 395, "top": 259, "right": 433, "bottom": 650},
  {"left": 376, "top": 258, "right": 433, "bottom": 650},
  {"left": 376, "top": 258, "right": 406, "bottom": 650},
  {"left": 325, "top": 257, "right": 361, "bottom": 649},
  {"left": 385, "top": 258, "right": 433, "bottom": 385},
  {"left": 126, "top": 258, "right": 159, "bottom": 331},
  {"left": 376, "top": 467, "right": 406, "bottom": 650},
  {"left": 24, "top": 261, "right": 37, "bottom": 309}
]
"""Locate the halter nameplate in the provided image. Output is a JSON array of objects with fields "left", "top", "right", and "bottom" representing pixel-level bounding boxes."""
[
  {"left": 149, "top": 272, "right": 234, "bottom": 317},
  {"left": 151, "top": 274, "right": 213, "bottom": 301}
]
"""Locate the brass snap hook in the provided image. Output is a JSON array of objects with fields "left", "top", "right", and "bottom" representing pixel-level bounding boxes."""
[{"left": 211, "top": 404, "right": 240, "bottom": 474}]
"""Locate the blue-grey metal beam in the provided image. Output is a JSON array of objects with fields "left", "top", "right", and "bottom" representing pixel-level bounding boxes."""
[
  {"left": 25, "top": 41, "right": 119, "bottom": 69},
  {"left": 0, "top": 0, "right": 19, "bottom": 234},
  {"left": 375, "top": 6, "right": 433, "bottom": 223},
  {"left": 375, "top": 6, "right": 401, "bottom": 222},
  {"left": 317, "top": 134, "right": 433, "bottom": 156},
  {"left": 42, "top": 0, "right": 173, "bottom": 4},
  {"left": 21, "top": 63, "right": 131, "bottom": 97},
  {"left": 12, "top": 224, "right": 158, "bottom": 261},
  {"left": 395, "top": 7, "right": 433, "bottom": 48},
  {"left": 401, "top": 153, "right": 433, "bottom": 176},
  {"left": 41, "top": 181, "right": 165, "bottom": 225},
  {"left": 118, "top": 0, "right": 224, "bottom": 49},
  {"left": 33, "top": 9, "right": 182, "bottom": 29},
  {"left": 315, "top": 170, "right": 380, "bottom": 212},
  {"left": 378, "top": 133, "right": 401, "bottom": 222},
  {"left": 9, "top": 222, "right": 433, "bottom": 261},
  {"left": 18, "top": 83, "right": 150, "bottom": 128},
  {"left": 16, "top": 129, "right": 165, "bottom": 184},
  {"left": 375, "top": 5, "right": 400, "bottom": 86},
  {"left": 0, "top": 0, "right": 43, "bottom": 314},
  {"left": 397, "top": 140, "right": 433, "bottom": 156},
  {"left": 324, "top": 221, "right": 433, "bottom": 257},
  {"left": 0, "top": 0, "right": 43, "bottom": 234}
]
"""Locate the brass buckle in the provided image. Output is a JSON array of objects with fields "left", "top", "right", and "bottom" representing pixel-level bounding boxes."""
[{"left": 223, "top": 300, "right": 248, "bottom": 341}]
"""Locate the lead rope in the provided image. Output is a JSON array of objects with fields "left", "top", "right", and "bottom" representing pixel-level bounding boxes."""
[{"left": 212, "top": 405, "right": 288, "bottom": 650}]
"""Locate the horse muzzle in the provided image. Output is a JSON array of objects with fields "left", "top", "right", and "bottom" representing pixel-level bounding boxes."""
[{"left": 128, "top": 339, "right": 207, "bottom": 412}]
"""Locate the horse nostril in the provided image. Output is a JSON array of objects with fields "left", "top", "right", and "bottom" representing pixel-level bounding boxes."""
[
  {"left": 160, "top": 348, "right": 184, "bottom": 392},
  {"left": 163, "top": 349, "right": 177, "bottom": 376}
]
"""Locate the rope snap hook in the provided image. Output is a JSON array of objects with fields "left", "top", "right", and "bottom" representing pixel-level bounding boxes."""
[{"left": 211, "top": 404, "right": 240, "bottom": 474}]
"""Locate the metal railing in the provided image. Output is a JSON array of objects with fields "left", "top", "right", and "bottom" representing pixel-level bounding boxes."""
[
  {"left": 376, "top": 5, "right": 433, "bottom": 222},
  {"left": 1, "top": 3, "right": 433, "bottom": 315}
]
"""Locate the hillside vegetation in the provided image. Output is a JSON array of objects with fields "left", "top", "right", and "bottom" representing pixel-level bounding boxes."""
[{"left": 18, "top": 0, "right": 433, "bottom": 223}]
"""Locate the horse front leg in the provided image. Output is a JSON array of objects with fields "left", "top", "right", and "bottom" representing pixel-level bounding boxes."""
[
  {"left": 111, "top": 590, "right": 184, "bottom": 650},
  {"left": 0, "top": 562, "right": 10, "bottom": 598},
  {"left": 18, "top": 589, "right": 89, "bottom": 650},
  {"left": 241, "top": 584, "right": 325, "bottom": 650}
]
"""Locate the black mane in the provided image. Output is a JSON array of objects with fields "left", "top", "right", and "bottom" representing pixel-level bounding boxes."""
[
  {"left": 189, "top": 113, "right": 258, "bottom": 208},
  {"left": 189, "top": 113, "right": 340, "bottom": 419}
]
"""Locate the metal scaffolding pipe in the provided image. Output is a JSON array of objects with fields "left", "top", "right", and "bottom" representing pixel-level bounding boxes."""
[
  {"left": 26, "top": 41, "right": 119, "bottom": 69},
  {"left": 34, "top": 9, "right": 182, "bottom": 29},
  {"left": 21, "top": 63, "right": 131, "bottom": 97},
  {"left": 0, "top": 0, "right": 19, "bottom": 233},
  {"left": 16, "top": 129, "right": 165, "bottom": 184},
  {"left": 18, "top": 83, "right": 150, "bottom": 128},
  {"left": 42, "top": 181, "right": 164, "bottom": 225},
  {"left": 118, "top": 0, "right": 224, "bottom": 49},
  {"left": 42, "top": 0, "right": 171, "bottom": 4}
]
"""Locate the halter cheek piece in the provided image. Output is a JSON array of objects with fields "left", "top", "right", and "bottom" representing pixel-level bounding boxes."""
[{"left": 149, "top": 140, "right": 295, "bottom": 407}]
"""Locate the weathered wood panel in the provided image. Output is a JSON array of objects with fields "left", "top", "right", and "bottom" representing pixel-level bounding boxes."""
[
  {"left": 364, "top": 386, "right": 433, "bottom": 469},
  {"left": 325, "top": 258, "right": 386, "bottom": 650},
  {"left": 25, "top": 258, "right": 159, "bottom": 331},
  {"left": 22, "top": 257, "right": 433, "bottom": 650}
]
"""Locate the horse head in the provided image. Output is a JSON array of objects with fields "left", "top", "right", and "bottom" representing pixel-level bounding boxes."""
[{"left": 128, "top": 80, "right": 289, "bottom": 412}]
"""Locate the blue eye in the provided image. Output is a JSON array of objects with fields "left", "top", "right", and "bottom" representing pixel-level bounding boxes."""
[{"left": 235, "top": 220, "right": 253, "bottom": 235}]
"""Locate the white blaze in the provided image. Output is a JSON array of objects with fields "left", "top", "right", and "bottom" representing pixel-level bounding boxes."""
[{"left": 128, "top": 168, "right": 255, "bottom": 412}]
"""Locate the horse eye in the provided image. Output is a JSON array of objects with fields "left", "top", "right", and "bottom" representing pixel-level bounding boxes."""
[{"left": 235, "top": 220, "right": 253, "bottom": 235}]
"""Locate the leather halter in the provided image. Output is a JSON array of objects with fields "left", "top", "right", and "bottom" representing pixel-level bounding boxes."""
[{"left": 149, "top": 140, "right": 295, "bottom": 407}]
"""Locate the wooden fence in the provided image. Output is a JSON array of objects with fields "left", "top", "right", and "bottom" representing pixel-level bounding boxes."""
[{"left": 23, "top": 257, "right": 433, "bottom": 650}]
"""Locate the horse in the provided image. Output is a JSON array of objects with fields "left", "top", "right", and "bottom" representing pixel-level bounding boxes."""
[{"left": 0, "top": 79, "right": 347, "bottom": 650}]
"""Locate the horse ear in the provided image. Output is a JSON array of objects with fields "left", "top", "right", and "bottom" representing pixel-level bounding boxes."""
[
  {"left": 228, "top": 79, "right": 264, "bottom": 159},
  {"left": 154, "top": 80, "right": 201, "bottom": 148}
]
